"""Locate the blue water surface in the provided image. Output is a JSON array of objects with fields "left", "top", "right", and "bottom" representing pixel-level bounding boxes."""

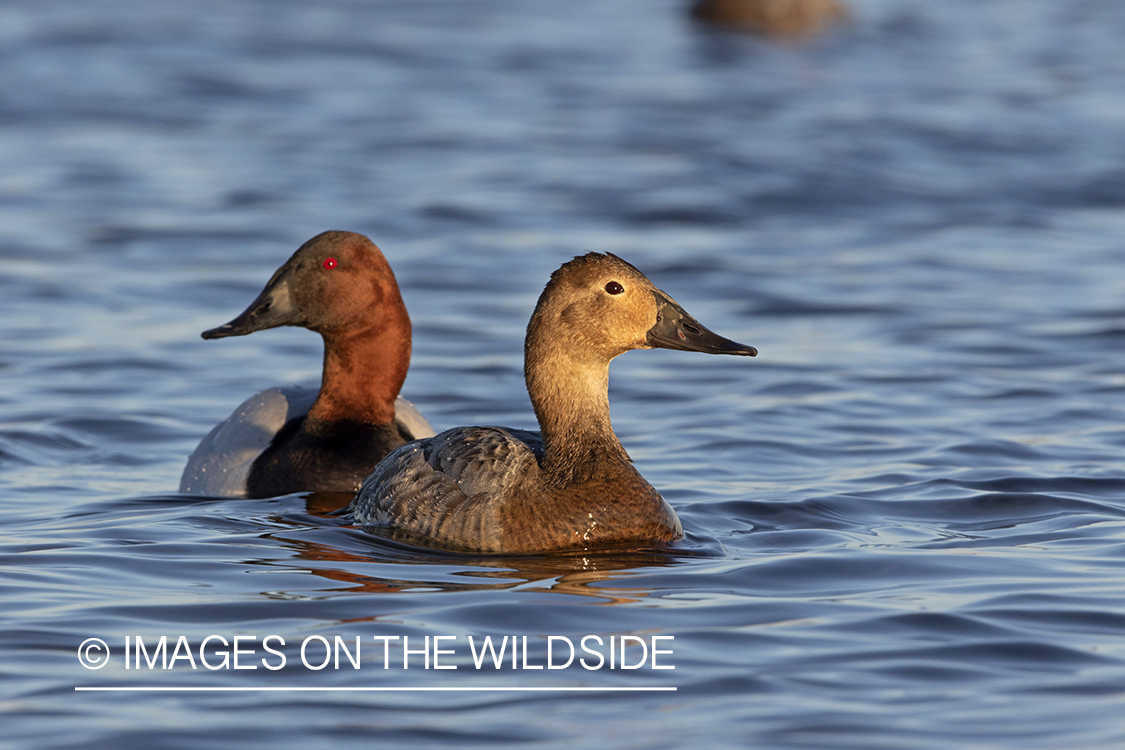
[{"left": 3, "top": 0, "right": 1125, "bottom": 748}]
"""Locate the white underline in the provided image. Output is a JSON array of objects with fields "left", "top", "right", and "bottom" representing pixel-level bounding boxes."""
[{"left": 75, "top": 686, "right": 676, "bottom": 692}]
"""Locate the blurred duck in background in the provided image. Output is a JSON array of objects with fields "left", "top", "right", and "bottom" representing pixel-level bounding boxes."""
[{"left": 690, "top": 0, "right": 849, "bottom": 36}]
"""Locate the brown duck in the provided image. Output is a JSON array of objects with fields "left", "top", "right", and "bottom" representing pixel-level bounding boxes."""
[{"left": 350, "top": 252, "right": 755, "bottom": 553}]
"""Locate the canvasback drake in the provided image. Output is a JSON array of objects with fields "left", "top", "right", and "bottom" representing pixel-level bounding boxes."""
[
  {"left": 350, "top": 252, "right": 756, "bottom": 553},
  {"left": 180, "top": 231, "right": 434, "bottom": 498}
]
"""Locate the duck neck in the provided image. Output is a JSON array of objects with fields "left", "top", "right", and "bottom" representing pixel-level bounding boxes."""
[
  {"left": 308, "top": 309, "right": 411, "bottom": 426},
  {"left": 525, "top": 336, "right": 632, "bottom": 486}
]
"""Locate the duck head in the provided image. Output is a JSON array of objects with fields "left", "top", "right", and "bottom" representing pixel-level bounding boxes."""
[
  {"left": 526, "top": 252, "right": 757, "bottom": 361},
  {"left": 202, "top": 231, "right": 406, "bottom": 340}
]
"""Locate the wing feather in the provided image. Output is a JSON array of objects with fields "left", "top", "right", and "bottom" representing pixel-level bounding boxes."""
[{"left": 351, "top": 426, "right": 544, "bottom": 550}]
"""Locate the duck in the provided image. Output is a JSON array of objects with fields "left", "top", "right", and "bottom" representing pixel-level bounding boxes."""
[
  {"left": 349, "top": 252, "right": 756, "bottom": 553},
  {"left": 179, "top": 231, "right": 434, "bottom": 498},
  {"left": 690, "top": 0, "right": 848, "bottom": 37}
]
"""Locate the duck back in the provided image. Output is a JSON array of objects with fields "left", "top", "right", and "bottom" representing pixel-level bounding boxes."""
[
  {"left": 180, "top": 386, "right": 432, "bottom": 497},
  {"left": 352, "top": 425, "right": 681, "bottom": 553}
]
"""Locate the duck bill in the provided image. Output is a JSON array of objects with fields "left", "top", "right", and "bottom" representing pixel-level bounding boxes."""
[
  {"left": 201, "top": 268, "right": 305, "bottom": 339},
  {"left": 645, "top": 290, "right": 757, "bottom": 356}
]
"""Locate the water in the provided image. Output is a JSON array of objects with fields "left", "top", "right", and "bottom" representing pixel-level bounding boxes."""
[{"left": 3, "top": 0, "right": 1125, "bottom": 747}]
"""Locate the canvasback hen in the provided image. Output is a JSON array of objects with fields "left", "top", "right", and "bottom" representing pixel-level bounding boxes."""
[
  {"left": 350, "top": 252, "right": 756, "bottom": 553},
  {"left": 180, "top": 231, "right": 434, "bottom": 498}
]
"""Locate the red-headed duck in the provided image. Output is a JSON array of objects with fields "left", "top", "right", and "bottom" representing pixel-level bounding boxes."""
[
  {"left": 349, "top": 252, "right": 756, "bottom": 553},
  {"left": 180, "top": 231, "right": 434, "bottom": 498}
]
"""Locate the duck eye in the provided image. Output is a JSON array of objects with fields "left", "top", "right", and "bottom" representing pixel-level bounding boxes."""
[
  {"left": 323, "top": 257, "right": 338, "bottom": 270},
  {"left": 605, "top": 281, "right": 624, "bottom": 295}
]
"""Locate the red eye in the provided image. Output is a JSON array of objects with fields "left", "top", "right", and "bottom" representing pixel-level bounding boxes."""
[{"left": 323, "top": 257, "right": 338, "bottom": 270}]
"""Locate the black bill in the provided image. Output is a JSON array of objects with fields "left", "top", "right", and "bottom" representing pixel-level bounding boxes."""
[
  {"left": 201, "top": 267, "right": 304, "bottom": 339},
  {"left": 645, "top": 290, "right": 757, "bottom": 356}
]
